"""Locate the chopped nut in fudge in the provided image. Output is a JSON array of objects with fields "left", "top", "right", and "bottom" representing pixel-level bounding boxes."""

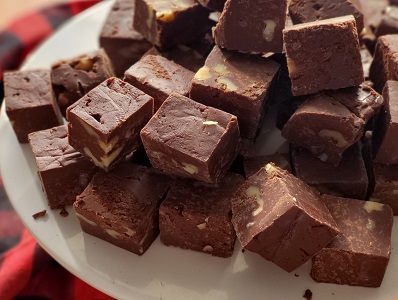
[{"left": 243, "top": 153, "right": 291, "bottom": 179}]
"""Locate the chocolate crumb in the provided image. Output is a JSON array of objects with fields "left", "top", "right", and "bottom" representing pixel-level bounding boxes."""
[
  {"left": 241, "top": 249, "right": 246, "bottom": 253},
  {"left": 294, "top": 273, "right": 299, "bottom": 277},
  {"left": 32, "top": 210, "right": 47, "bottom": 219},
  {"left": 60, "top": 207, "right": 69, "bottom": 217},
  {"left": 303, "top": 289, "right": 313, "bottom": 300}
]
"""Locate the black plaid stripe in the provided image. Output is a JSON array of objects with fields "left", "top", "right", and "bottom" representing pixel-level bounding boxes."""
[{"left": 0, "top": 31, "right": 23, "bottom": 73}]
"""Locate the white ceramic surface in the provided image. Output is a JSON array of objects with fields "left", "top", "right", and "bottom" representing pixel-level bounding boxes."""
[{"left": 0, "top": 2, "right": 397, "bottom": 299}]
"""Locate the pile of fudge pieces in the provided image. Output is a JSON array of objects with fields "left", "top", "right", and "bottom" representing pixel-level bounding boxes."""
[{"left": 4, "top": 0, "right": 398, "bottom": 289}]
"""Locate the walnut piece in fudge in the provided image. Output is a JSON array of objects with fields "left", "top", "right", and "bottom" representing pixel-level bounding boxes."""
[
  {"left": 133, "top": 0, "right": 210, "bottom": 50},
  {"left": 5, "top": 69, "right": 62, "bottom": 143},
  {"left": 213, "top": 0, "right": 288, "bottom": 53},
  {"left": 28, "top": 125, "right": 97, "bottom": 209},
  {"left": 51, "top": 48, "right": 115, "bottom": 116},
  {"left": 141, "top": 93, "right": 240, "bottom": 183},
  {"left": 243, "top": 153, "right": 291, "bottom": 179},
  {"left": 74, "top": 162, "right": 173, "bottom": 255},
  {"left": 231, "top": 164, "right": 339, "bottom": 272},
  {"left": 124, "top": 54, "right": 195, "bottom": 110},
  {"left": 283, "top": 16, "right": 364, "bottom": 96},
  {"left": 190, "top": 46, "right": 280, "bottom": 140},
  {"left": 99, "top": 0, "right": 152, "bottom": 77},
  {"left": 311, "top": 195, "right": 393, "bottom": 288},
  {"left": 159, "top": 173, "right": 245, "bottom": 257},
  {"left": 67, "top": 77, "right": 154, "bottom": 171}
]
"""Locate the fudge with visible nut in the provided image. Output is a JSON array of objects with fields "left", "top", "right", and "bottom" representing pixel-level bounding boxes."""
[
  {"left": 189, "top": 46, "right": 280, "bottom": 140},
  {"left": 243, "top": 153, "right": 291, "bottom": 178},
  {"left": 141, "top": 93, "right": 240, "bottom": 183},
  {"left": 67, "top": 77, "right": 153, "bottom": 171},
  {"left": 28, "top": 125, "right": 97, "bottom": 208},
  {"left": 51, "top": 49, "right": 115, "bottom": 116},
  {"left": 4, "top": 69, "right": 62, "bottom": 143},
  {"left": 283, "top": 16, "right": 363, "bottom": 96},
  {"left": 159, "top": 173, "right": 244, "bottom": 257},
  {"left": 232, "top": 164, "right": 339, "bottom": 272},
  {"left": 74, "top": 162, "right": 173, "bottom": 255},
  {"left": 311, "top": 195, "right": 393, "bottom": 287}
]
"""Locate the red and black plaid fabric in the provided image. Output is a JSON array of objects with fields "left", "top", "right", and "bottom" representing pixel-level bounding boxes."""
[{"left": 0, "top": 1, "right": 115, "bottom": 299}]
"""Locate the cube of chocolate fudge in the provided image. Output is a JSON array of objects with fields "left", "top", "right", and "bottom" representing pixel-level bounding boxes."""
[
  {"left": 190, "top": 46, "right": 280, "bottom": 140},
  {"left": 5, "top": 69, "right": 62, "bottom": 143},
  {"left": 375, "top": 6, "right": 398, "bottom": 38},
  {"left": 133, "top": 0, "right": 210, "bottom": 50},
  {"left": 141, "top": 93, "right": 240, "bottom": 183},
  {"left": 99, "top": 0, "right": 152, "bottom": 78},
  {"left": 51, "top": 49, "right": 115, "bottom": 116},
  {"left": 124, "top": 54, "right": 195, "bottom": 110},
  {"left": 67, "top": 77, "right": 154, "bottom": 171},
  {"left": 371, "top": 163, "right": 398, "bottom": 214},
  {"left": 159, "top": 173, "right": 244, "bottom": 257},
  {"left": 311, "top": 195, "right": 393, "bottom": 287},
  {"left": 231, "top": 164, "right": 339, "bottom": 272},
  {"left": 243, "top": 153, "right": 291, "bottom": 178},
  {"left": 28, "top": 125, "right": 97, "bottom": 209},
  {"left": 291, "top": 144, "right": 369, "bottom": 200},
  {"left": 288, "top": 0, "right": 364, "bottom": 35},
  {"left": 283, "top": 16, "right": 364, "bottom": 96},
  {"left": 74, "top": 162, "right": 173, "bottom": 255},
  {"left": 213, "top": 0, "right": 288, "bottom": 53}
]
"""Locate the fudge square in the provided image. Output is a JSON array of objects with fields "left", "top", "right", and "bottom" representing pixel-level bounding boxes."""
[
  {"left": 133, "top": 0, "right": 210, "bottom": 50},
  {"left": 28, "top": 125, "right": 97, "bottom": 209},
  {"left": 283, "top": 16, "right": 364, "bottom": 96},
  {"left": 99, "top": 0, "right": 152, "bottom": 77},
  {"left": 51, "top": 48, "right": 115, "bottom": 117},
  {"left": 231, "top": 164, "right": 339, "bottom": 272},
  {"left": 371, "top": 163, "right": 398, "bottom": 215},
  {"left": 141, "top": 93, "right": 240, "bottom": 183},
  {"left": 311, "top": 195, "right": 393, "bottom": 287},
  {"left": 189, "top": 46, "right": 280, "bottom": 140},
  {"left": 5, "top": 69, "right": 62, "bottom": 143},
  {"left": 124, "top": 54, "right": 195, "bottom": 110},
  {"left": 159, "top": 173, "right": 245, "bottom": 257},
  {"left": 74, "top": 162, "right": 173, "bottom": 255},
  {"left": 67, "top": 77, "right": 154, "bottom": 172},
  {"left": 213, "top": 0, "right": 288, "bottom": 53}
]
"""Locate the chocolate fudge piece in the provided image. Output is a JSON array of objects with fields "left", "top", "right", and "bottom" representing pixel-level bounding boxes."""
[
  {"left": 51, "top": 49, "right": 115, "bottom": 117},
  {"left": 231, "top": 164, "right": 339, "bottom": 272},
  {"left": 133, "top": 0, "right": 210, "bottom": 50},
  {"left": 371, "top": 163, "right": 398, "bottom": 214},
  {"left": 291, "top": 144, "right": 369, "bottom": 200},
  {"left": 311, "top": 195, "right": 393, "bottom": 287},
  {"left": 124, "top": 54, "right": 195, "bottom": 110},
  {"left": 159, "top": 173, "right": 244, "bottom": 257},
  {"left": 99, "top": 0, "right": 152, "bottom": 78},
  {"left": 288, "top": 0, "right": 364, "bottom": 35},
  {"left": 74, "top": 162, "right": 173, "bottom": 255},
  {"left": 190, "top": 46, "right": 280, "bottom": 140},
  {"left": 197, "top": 0, "right": 225, "bottom": 12},
  {"left": 373, "top": 81, "right": 398, "bottom": 164},
  {"left": 356, "top": 0, "right": 389, "bottom": 31},
  {"left": 243, "top": 153, "right": 291, "bottom": 178},
  {"left": 360, "top": 46, "right": 373, "bottom": 80},
  {"left": 141, "top": 93, "right": 240, "bottom": 183},
  {"left": 283, "top": 16, "right": 364, "bottom": 96},
  {"left": 28, "top": 125, "right": 97, "bottom": 209},
  {"left": 4, "top": 70, "right": 62, "bottom": 143},
  {"left": 375, "top": 6, "right": 398, "bottom": 37},
  {"left": 67, "top": 77, "right": 153, "bottom": 171},
  {"left": 369, "top": 35, "right": 398, "bottom": 92}
]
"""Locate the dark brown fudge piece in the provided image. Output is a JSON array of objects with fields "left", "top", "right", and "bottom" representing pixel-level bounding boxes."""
[
  {"left": 355, "top": 0, "right": 389, "bottom": 31},
  {"left": 197, "top": 0, "right": 225, "bottom": 11},
  {"left": 124, "top": 54, "right": 195, "bottom": 110},
  {"left": 190, "top": 46, "right": 280, "bottom": 140},
  {"left": 373, "top": 81, "right": 398, "bottom": 164},
  {"left": 232, "top": 164, "right": 339, "bottom": 272},
  {"left": 213, "top": 0, "right": 288, "bottom": 53},
  {"left": 67, "top": 77, "right": 153, "bottom": 171},
  {"left": 369, "top": 35, "right": 398, "bottom": 92},
  {"left": 28, "top": 125, "right": 97, "bottom": 209},
  {"left": 284, "top": 16, "right": 364, "bottom": 96},
  {"left": 51, "top": 49, "right": 115, "bottom": 117},
  {"left": 288, "top": 0, "right": 364, "bottom": 35},
  {"left": 133, "top": 0, "right": 210, "bottom": 50},
  {"left": 371, "top": 163, "right": 398, "bottom": 214},
  {"left": 4, "top": 70, "right": 62, "bottom": 143},
  {"left": 243, "top": 153, "right": 291, "bottom": 178},
  {"left": 375, "top": 6, "right": 398, "bottom": 37},
  {"left": 141, "top": 93, "right": 240, "bottom": 183},
  {"left": 74, "top": 162, "right": 173, "bottom": 255},
  {"left": 291, "top": 144, "right": 369, "bottom": 200},
  {"left": 159, "top": 173, "right": 244, "bottom": 257},
  {"left": 99, "top": 0, "right": 152, "bottom": 78},
  {"left": 312, "top": 195, "right": 393, "bottom": 287}
]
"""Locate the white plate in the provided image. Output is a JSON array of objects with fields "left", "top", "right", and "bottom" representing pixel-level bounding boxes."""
[{"left": 0, "top": 2, "right": 397, "bottom": 299}]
